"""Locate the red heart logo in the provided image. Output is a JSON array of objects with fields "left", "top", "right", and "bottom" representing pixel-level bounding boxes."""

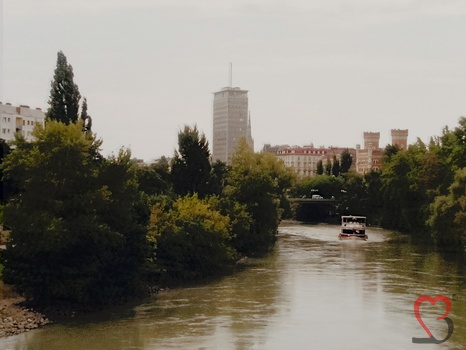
[{"left": 414, "top": 295, "right": 451, "bottom": 338}]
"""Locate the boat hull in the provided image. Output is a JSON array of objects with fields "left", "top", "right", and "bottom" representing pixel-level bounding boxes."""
[{"left": 338, "top": 234, "right": 368, "bottom": 241}]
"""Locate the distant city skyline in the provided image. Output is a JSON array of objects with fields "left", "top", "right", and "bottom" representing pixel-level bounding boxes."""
[{"left": 2, "top": 1, "right": 466, "bottom": 162}]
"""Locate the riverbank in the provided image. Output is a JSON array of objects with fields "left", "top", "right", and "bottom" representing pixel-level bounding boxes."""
[{"left": 0, "top": 283, "right": 50, "bottom": 337}]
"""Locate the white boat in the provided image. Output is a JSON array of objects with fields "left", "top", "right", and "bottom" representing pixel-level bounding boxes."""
[{"left": 338, "top": 216, "right": 368, "bottom": 240}]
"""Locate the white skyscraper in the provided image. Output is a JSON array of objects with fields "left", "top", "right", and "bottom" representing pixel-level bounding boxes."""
[{"left": 212, "top": 85, "right": 253, "bottom": 164}]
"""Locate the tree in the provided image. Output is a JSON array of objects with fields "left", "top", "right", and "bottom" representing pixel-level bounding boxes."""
[
  {"left": 171, "top": 125, "right": 211, "bottom": 197},
  {"left": 1, "top": 121, "right": 148, "bottom": 305},
  {"left": 0, "top": 139, "right": 13, "bottom": 203},
  {"left": 208, "top": 160, "right": 230, "bottom": 196},
  {"left": 226, "top": 139, "right": 294, "bottom": 255},
  {"left": 428, "top": 167, "right": 466, "bottom": 250},
  {"left": 80, "top": 97, "right": 92, "bottom": 132},
  {"left": 316, "top": 160, "right": 324, "bottom": 175},
  {"left": 46, "top": 51, "right": 81, "bottom": 124},
  {"left": 331, "top": 155, "right": 340, "bottom": 176},
  {"left": 325, "top": 158, "right": 332, "bottom": 175},
  {"left": 340, "top": 149, "right": 352, "bottom": 174},
  {"left": 149, "top": 195, "right": 235, "bottom": 281},
  {"left": 136, "top": 158, "right": 172, "bottom": 197}
]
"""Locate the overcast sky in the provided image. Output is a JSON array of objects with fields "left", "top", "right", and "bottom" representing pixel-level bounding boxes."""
[{"left": 2, "top": 0, "right": 466, "bottom": 162}]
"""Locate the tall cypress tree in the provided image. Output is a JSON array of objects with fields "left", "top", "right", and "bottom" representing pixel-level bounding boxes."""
[
  {"left": 46, "top": 51, "right": 81, "bottom": 124},
  {"left": 316, "top": 160, "right": 324, "bottom": 175},
  {"left": 340, "top": 148, "right": 353, "bottom": 174},
  {"left": 331, "top": 155, "right": 341, "bottom": 176},
  {"left": 80, "top": 97, "right": 92, "bottom": 132}
]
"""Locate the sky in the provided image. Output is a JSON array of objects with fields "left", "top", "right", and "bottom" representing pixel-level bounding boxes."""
[{"left": 1, "top": 0, "right": 466, "bottom": 162}]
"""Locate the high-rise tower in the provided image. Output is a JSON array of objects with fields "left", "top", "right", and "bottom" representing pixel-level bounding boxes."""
[{"left": 212, "top": 71, "right": 253, "bottom": 164}]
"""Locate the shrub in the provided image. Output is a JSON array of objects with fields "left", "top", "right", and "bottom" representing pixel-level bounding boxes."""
[{"left": 148, "top": 195, "right": 235, "bottom": 282}]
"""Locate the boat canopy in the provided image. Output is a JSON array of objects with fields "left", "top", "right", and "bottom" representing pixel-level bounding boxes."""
[{"left": 341, "top": 216, "right": 366, "bottom": 224}]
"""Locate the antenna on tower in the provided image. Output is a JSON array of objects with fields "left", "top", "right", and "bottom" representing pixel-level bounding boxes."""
[{"left": 229, "top": 62, "right": 232, "bottom": 87}]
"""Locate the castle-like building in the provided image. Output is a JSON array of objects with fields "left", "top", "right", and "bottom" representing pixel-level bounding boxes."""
[{"left": 355, "top": 129, "right": 408, "bottom": 174}]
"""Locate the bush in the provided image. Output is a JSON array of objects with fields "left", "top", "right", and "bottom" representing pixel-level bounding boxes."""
[{"left": 148, "top": 195, "right": 235, "bottom": 282}]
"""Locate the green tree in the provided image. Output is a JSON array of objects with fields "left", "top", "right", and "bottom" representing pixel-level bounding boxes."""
[
  {"left": 171, "top": 125, "right": 211, "bottom": 197},
  {"left": 428, "top": 167, "right": 466, "bottom": 250},
  {"left": 226, "top": 139, "right": 294, "bottom": 255},
  {"left": 46, "top": 51, "right": 82, "bottom": 124},
  {"left": 339, "top": 172, "right": 366, "bottom": 216},
  {"left": 136, "top": 158, "right": 172, "bottom": 197},
  {"left": 294, "top": 174, "right": 344, "bottom": 199},
  {"left": 0, "top": 139, "right": 13, "bottom": 203},
  {"left": 331, "top": 155, "right": 340, "bottom": 176},
  {"left": 340, "top": 149, "right": 352, "bottom": 174},
  {"left": 2, "top": 121, "right": 147, "bottom": 305},
  {"left": 149, "top": 195, "right": 235, "bottom": 281},
  {"left": 380, "top": 143, "right": 429, "bottom": 233},
  {"left": 316, "top": 160, "right": 324, "bottom": 175},
  {"left": 80, "top": 97, "right": 92, "bottom": 132},
  {"left": 208, "top": 160, "right": 230, "bottom": 196},
  {"left": 325, "top": 158, "right": 332, "bottom": 175}
]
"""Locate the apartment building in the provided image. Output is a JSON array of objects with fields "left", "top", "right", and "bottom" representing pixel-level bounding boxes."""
[{"left": 0, "top": 102, "right": 45, "bottom": 142}]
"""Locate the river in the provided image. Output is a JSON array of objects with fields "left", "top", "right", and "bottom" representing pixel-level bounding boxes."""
[{"left": 1, "top": 223, "right": 465, "bottom": 350}]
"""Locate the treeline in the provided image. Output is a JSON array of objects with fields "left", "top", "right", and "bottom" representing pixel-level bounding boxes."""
[
  {"left": 293, "top": 117, "right": 466, "bottom": 251},
  {"left": 0, "top": 121, "right": 293, "bottom": 307},
  {"left": 0, "top": 51, "right": 293, "bottom": 307}
]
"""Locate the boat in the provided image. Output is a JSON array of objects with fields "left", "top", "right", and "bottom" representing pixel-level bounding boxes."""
[{"left": 338, "top": 216, "right": 368, "bottom": 240}]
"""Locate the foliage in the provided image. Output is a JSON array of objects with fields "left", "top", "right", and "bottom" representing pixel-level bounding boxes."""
[
  {"left": 331, "top": 155, "right": 340, "bottom": 176},
  {"left": 46, "top": 51, "right": 82, "bottom": 124},
  {"left": 428, "top": 167, "right": 466, "bottom": 250},
  {"left": 0, "top": 251, "right": 3, "bottom": 278},
  {"left": 225, "top": 139, "right": 294, "bottom": 255},
  {"left": 171, "top": 125, "right": 211, "bottom": 197},
  {"left": 1, "top": 121, "right": 148, "bottom": 305},
  {"left": 208, "top": 160, "right": 230, "bottom": 196},
  {"left": 293, "top": 175, "right": 344, "bottom": 199},
  {"left": 376, "top": 118, "right": 466, "bottom": 248},
  {"left": 324, "top": 158, "right": 332, "bottom": 175},
  {"left": 340, "top": 149, "right": 353, "bottom": 174},
  {"left": 136, "top": 159, "right": 172, "bottom": 196},
  {"left": 148, "top": 195, "right": 235, "bottom": 282},
  {"left": 0, "top": 139, "right": 13, "bottom": 203},
  {"left": 80, "top": 97, "right": 92, "bottom": 132},
  {"left": 208, "top": 196, "right": 253, "bottom": 256},
  {"left": 316, "top": 160, "right": 324, "bottom": 175}
]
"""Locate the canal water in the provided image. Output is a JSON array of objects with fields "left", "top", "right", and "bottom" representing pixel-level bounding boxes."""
[{"left": 1, "top": 223, "right": 465, "bottom": 349}]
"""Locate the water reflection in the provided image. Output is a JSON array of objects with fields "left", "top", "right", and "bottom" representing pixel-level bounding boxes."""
[{"left": 1, "top": 223, "right": 465, "bottom": 349}]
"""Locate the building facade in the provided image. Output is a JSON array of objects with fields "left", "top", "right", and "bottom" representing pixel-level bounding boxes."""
[
  {"left": 355, "top": 132, "right": 383, "bottom": 174},
  {"left": 212, "top": 87, "right": 253, "bottom": 164},
  {"left": 355, "top": 129, "right": 408, "bottom": 174},
  {"left": 0, "top": 102, "right": 45, "bottom": 142},
  {"left": 276, "top": 146, "right": 357, "bottom": 177},
  {"left": 391, "top": 129, "right": 409, "bottom": 150}
]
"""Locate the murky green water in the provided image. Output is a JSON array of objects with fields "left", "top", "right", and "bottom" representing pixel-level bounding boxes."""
[{"left": 1, "top": 223, "right": 465, "bottom": 349}]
